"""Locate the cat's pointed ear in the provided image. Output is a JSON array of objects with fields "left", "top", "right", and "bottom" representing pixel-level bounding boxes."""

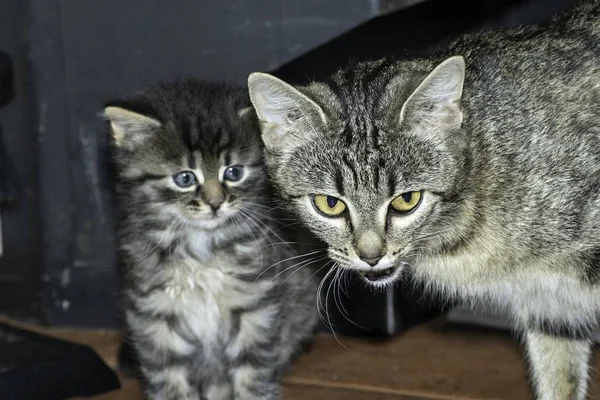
[
  {"left": 101, "top": 105, "right": 161, "bottom": 148},
  {"left": 399, "top": 56, "right": 465, "bottom": 128},
  {"left": 247, "top": 73, "right": 327, "bottom": 153},
  {"left": 237, "top": 106, "right": 255, "bottom": 119}
]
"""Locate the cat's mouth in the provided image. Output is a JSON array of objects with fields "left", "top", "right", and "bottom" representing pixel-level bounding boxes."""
[{"left": 357, "top": 266, "right": 401, "bottom": 285}]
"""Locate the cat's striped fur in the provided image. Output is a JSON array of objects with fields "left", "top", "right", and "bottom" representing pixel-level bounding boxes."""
[
  {"left": 103, "top": 80, "right": 319, "bottom": 400},
  {"left": 248, "top": 1, "right": 600, "bottom": 399}
]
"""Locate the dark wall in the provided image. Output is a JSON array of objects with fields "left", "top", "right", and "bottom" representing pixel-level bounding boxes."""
[
  {"left": 0, "top": 0, "right": 43, "bottom": 322},
  {"left": 0, "top": 0, "right": 584, "bottom": 329},
  {"left": 0, "top": 0, "right": 378, "bottom": 328}
]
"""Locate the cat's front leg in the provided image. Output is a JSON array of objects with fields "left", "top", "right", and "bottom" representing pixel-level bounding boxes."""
[
  {"left": 127, "top": 312, "right": 201, "bottom": 400},
  {"left": 227, "top": 306, "right": 283, "bottom": 400},
  {"left": 524, "top": 330, "right": 591, "bottom": 400},
  {"left": 230, "top": 361, "right": 280, "bottom": 400},
  {"left": 200, "top": 361, "right": 234, "bottom": 400}
]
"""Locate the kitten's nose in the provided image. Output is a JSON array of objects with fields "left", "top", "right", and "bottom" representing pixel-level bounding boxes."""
[
  {"left": 201, "top": 180, "right": 225, "bottom": 212},
  {"left": 207, "top": 197, "right": 224, "bottom": 211},
  {"left": 359, "top": 254, "right": 383, "bottom": 267}
]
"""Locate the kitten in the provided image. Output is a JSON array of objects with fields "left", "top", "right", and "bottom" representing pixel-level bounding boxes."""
[
  {"left": 247, "top": 1, "right": 600, "bottom": 399},
  {"left": 103, "top": 80, "right": 319, "bottom": 400}
]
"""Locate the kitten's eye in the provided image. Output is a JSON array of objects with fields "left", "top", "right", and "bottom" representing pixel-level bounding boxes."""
[
  {"left": 173, "top": 171, "right": 197, "bottom": 188},
  {"left": 390, "top": 191, "right": 422, "bottom": 213},
  {"left": 312, "top": 194, "right": 347, "bottom": 217},
  {"left": 224, "top": 166, "right": 244, "bottom": 182}
]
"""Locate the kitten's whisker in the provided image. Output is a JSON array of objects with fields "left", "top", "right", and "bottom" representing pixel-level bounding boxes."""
[{"left": 232, "top": 213, "right": 264, "bottom": 266}]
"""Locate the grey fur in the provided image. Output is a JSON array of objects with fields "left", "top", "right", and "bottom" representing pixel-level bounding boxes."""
[
  {"left": 103, "top": 80, "right": 319, "bottom": 400},
  {"left": 248, "top": 1, "right": 600, "bottom": 398}
]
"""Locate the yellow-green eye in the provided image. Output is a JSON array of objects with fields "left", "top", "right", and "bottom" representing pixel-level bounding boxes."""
[
  {"left": 312, "top": 194, "right": 347, "bottom": 217},
  {"left": 390, "top": 191, "right": 422, "bottom": 213}
]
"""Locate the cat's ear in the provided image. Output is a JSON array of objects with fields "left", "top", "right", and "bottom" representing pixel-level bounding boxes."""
[
  {"left": 101, "top": 105, "right": 161, "bottom": 148},
  {"left": 399, "top": 56, "right": 465, "bottom": 128},
  {"left": 247, "top": 73, "right": 327, "bottom": 153},
  {"left": 237, "top": 106, "right": 255, "bottom": 119}
]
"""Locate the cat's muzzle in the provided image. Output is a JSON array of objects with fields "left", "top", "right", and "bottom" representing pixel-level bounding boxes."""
[{"left": 359, "top": 267, "right": 398, "bottom": 283}]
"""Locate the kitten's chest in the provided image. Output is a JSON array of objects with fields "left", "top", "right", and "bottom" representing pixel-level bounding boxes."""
[{"left": 141, "top": 254, "right": 269, "bottom": 347}]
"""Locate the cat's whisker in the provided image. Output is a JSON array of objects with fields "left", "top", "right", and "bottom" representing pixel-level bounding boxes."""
[
  {"left": 258, "top": 241, "right": 301, "bottom": 249},
  {"left": 323, "top": 264, "right": 355, "bottom": 353},
  {"left": 232, "top": 212, "right": 264, "bottom": 266},
  {"left": 240, "top": 209, "right": 296, "bottom": 252},
  {"left": 412, "top": 229, "right": 453, "bottom": 243},
  {"left": 278, "top": 256, "right": 329, "bottom": 286},
  {"left": 332, "top": 267, "right": 367, "bottom": 331},
  {"left": 280, "top": 222, "right": 304, "bottom": 229},
  {"left": 269, "top": 256, "right": 318, "bottom": 283},
  {"left": 238, "top": 209, "right": 280, "bottom": 250},
  {"left": 253, "top": 250, "right": 323, "bottom": 282},
  {"left": 302, "top": 259, "right": 333, "bottom": 287},
  {"left": 316, "top": 266, "right": 334, "bottom": 321},
  {"left": 339, "top": 268, "right": 351, "bottom": 297}
]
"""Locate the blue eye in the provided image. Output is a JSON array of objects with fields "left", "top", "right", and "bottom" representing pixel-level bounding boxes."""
[
  {"left": 223, "top": 166, "right": 244, "bottom": 182},
  {"left": 173, "top": 171, "right": 197, "bottom": 188}
]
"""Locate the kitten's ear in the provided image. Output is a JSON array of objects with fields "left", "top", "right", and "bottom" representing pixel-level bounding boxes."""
[
  {"left": 237, "top": 106, "right": 255, "bottom": 119},
  {"left": 101, "top": 105, "right": 161, "bottom": 148},
  {"left": 399, "top": 56, "right": 465, "bottom": 128},
  {"left": 247, "top": 73, "right": 327, "bottom": 153}
]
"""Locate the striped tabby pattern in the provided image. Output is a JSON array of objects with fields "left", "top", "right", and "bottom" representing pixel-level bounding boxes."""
[
  {"left": 103, "top": 80, "right": 319, "bottom": 400},
  {"left": 248, "top": 1, "right": 600, "bottom": 399}
]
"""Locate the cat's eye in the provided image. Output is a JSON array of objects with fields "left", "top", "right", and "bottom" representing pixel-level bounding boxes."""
[
  {"left": 223, "top": 166, "right": 244, "bottom": 182},
  {"left": 390, "top": 191, "right": 422, "bottom": 213},
  {"left": 173, "top": 171, "right": 197, "bottom": 188},
  {"left": 312, "top": 194, "right": 347, "bottom": 217}
]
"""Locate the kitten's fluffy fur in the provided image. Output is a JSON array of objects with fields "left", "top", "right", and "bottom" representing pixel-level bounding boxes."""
[
  {"left": 248, "top": 1, "right": 600, "bottom": 399},
  {"left": 104, "top": 80, "right": 318, "bottom": 400}
]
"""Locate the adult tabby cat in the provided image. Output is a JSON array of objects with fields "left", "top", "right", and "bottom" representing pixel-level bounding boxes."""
[
  {"left": 247, "top": 1, "right": 600, "bottom": 398},
  {"left": 103, "top": 80, "right": 319, "bottom": 400}
]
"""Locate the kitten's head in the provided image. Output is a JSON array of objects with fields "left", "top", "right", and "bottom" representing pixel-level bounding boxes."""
[
  {"left": 104, "top": 80, "right": 266, "bottom": 231},
  {"left": 248, "top": 57, "right": 471, "bottom": 287}
]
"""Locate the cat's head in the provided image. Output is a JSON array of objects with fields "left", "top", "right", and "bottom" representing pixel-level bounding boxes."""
[
  {"left": 103, "top": 80, "right": 266, "bottom": 231},
  {"left": 248, "top": 57, "right": 471, "bottom": 287}
]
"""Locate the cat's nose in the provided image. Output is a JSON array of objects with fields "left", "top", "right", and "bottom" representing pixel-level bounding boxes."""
[
  {"left": 207, "top": 197, "right": 224, "bottom": 211},
  {"left": 359, "top": 254, "right": 383, "bottom": 267},
  {"left": 355, "top": 230, "right": 385, "bottom": 266},
  {"left": 201, "top": 180, "right": 225, "bottom": 211}
]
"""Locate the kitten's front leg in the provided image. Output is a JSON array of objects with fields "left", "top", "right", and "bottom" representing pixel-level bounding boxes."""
[
  {"left": 230, "top": 361, "right": 280, "bottom": 400},
  {"left": 228, "top": 307, "right": 282, "bottom": 400},
  {"left": 524, "top": 330, "right": 591, "bottom": 400},
  {"left": 201, "top": 362, "right": 234, "bottom": 400},
  {"left": 127, "top": 312, "right": 201, "bottom": 400}
]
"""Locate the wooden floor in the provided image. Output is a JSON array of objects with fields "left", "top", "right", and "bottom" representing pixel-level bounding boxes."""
[{"left": 7, "top": 317, "right": 600, "bottom": 400}]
